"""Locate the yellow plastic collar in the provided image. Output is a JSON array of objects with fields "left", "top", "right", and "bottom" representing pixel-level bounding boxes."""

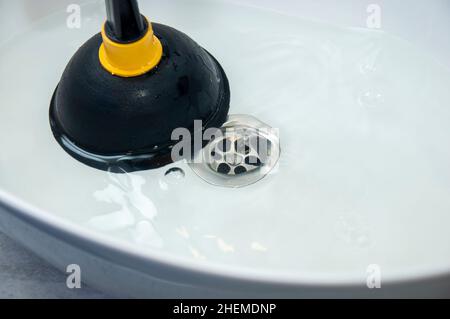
[{"left": 99, "top": 19, "right": 163, "bottom": 77}]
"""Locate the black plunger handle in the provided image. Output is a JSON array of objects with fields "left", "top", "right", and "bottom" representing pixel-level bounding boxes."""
[{"left": 105, "top": 0, "right": 148, "bottom": 43}]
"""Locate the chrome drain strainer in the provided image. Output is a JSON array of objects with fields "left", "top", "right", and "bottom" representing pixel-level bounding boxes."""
[{"left": 190, "top": 114, "right": 280, "bottom": 188}]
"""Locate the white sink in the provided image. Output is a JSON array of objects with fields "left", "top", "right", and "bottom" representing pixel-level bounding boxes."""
[{"left": 1, "top": 0, "right": 450, "bottom": 297}]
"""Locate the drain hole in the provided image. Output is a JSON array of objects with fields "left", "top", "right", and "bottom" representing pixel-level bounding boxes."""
[
  {"left": 189, "top": 114, "right": 280, "bottom": 187},
  {"left": 217, "top": 163, "right": 231, "bottom": 174},
  {"left": 234, "top": 166, "right": 247, "bottom": 175},
  {"left": 245, "top": 156, "right": 262, "bottom": 167},
  {"left": 235, "top": 139, "right": 251, "bottom": 155},
  {"left": 218, "top": 138, "right": 232, "bottom": 152},
  {"left": 210, "top": 150, "right": 222, "bottom": 161},
  {"left": 250, "top": 136, "right": 271, "bottom": 154}
]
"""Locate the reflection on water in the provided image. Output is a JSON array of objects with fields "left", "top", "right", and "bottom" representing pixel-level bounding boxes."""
[{"left": 88, "top": 170, "right": 162, "bottom": 248}]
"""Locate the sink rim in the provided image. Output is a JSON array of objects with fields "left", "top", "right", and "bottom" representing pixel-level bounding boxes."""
[
  {"left": 1, "top": 188, "right": 449, "bottom": 289},
  {"left": 2, "top": 0, "right": 450, "bottom": 295}
]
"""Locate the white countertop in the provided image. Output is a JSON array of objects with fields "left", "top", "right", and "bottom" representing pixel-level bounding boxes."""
[{"left": 0, "top": 232, "right": 108, "bottom": 299}]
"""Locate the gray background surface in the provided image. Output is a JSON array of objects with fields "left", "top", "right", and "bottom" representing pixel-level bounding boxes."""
[{"left": 0, "top": 232, "right": 107, "bottom": 299}]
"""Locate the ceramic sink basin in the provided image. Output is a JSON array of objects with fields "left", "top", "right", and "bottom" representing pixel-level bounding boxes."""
[{"left": 1, "top": 0, "right": 450, "bottom": 298}]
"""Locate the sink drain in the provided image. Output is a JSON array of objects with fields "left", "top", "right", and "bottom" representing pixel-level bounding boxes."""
[{"left": 190, "top": 114, "right": 280, "bottom": 188}]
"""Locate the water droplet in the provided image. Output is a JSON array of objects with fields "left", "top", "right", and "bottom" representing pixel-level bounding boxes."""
[
  {"left": 358, "top": 90, "right": 384, "bottom": 108},
  {"left": 251, "top": 242, "right": 268, "bottom": 252},
  {"left": 356, "top": 235, "right": 370, "bottom": 248},
  {"left": 359, "top": 62, "right": 377, "bottom": 75}
]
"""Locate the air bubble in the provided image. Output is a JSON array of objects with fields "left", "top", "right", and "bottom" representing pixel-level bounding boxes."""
[{"left": 165, "top": 167, "right": 185, "bottom": 180}]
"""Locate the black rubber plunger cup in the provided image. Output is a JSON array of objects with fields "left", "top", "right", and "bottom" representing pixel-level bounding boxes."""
[{"left": 50, "top": 0, "right": 230, "bottom": 172}]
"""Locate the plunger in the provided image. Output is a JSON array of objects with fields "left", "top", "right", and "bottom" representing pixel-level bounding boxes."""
[{"left": 49, "top": 0, "right": 230, "bottom": 172}]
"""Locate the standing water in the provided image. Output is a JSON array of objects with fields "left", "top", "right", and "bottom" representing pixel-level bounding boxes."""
[{"left": 1, "top": 0, "right": 450, "bottom": 279}]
